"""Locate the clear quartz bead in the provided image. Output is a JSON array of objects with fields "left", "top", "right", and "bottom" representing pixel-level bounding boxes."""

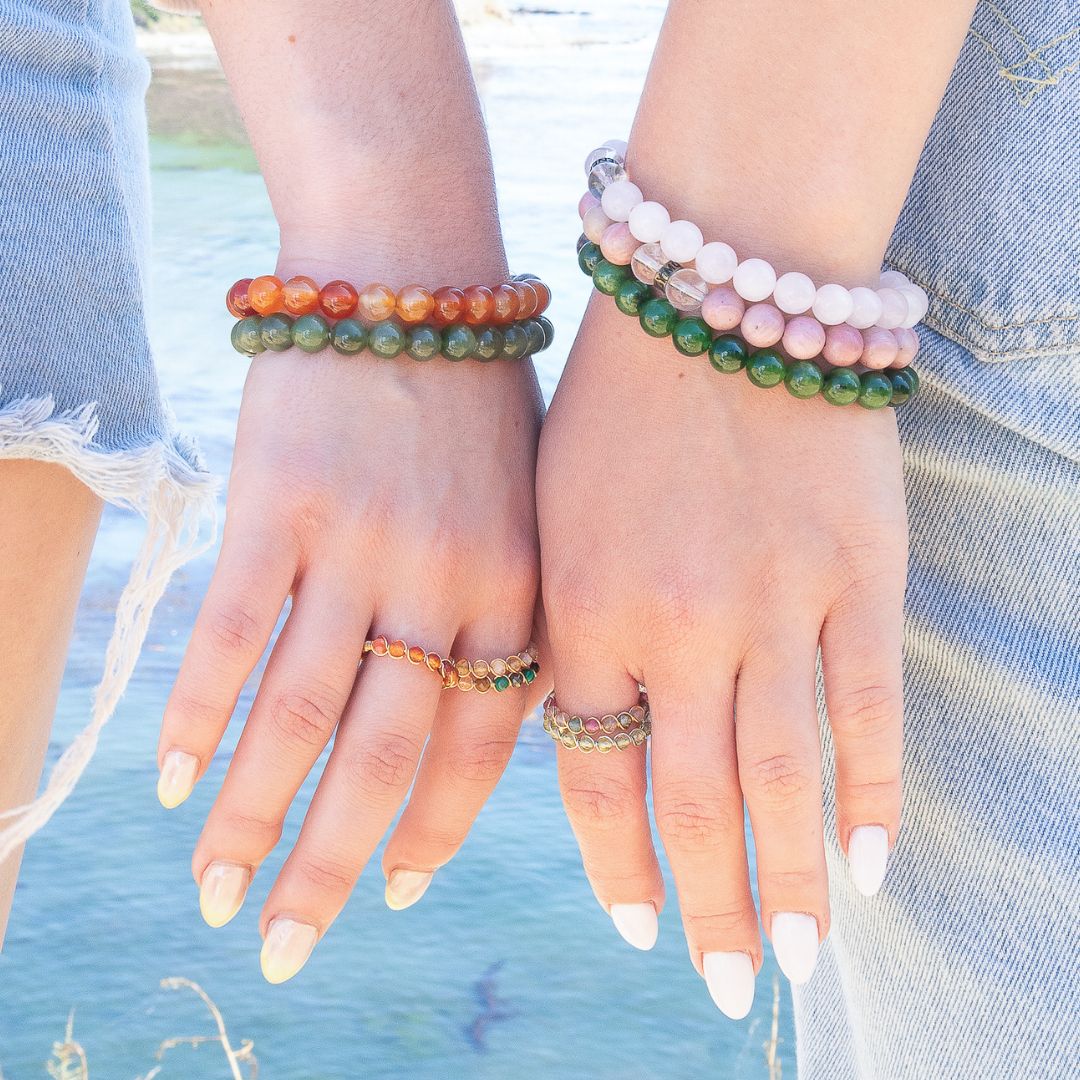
[
  {"left": 630, "top": 242, "right": 666, "bottom": 285},
  {"left": 665, "top": 268, "right": 708, "bottom": 311},
  {"left": 584, "top": 143, "right": 626, "bottom": 174},
  {"left": 587, "top": 158, "right": 627, "bottom": 197},
  {"left": 653, "top": 261, "right": 681, "bottom": 293}
]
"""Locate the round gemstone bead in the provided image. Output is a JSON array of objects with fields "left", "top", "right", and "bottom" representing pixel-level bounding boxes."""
[
  {"left": 708, "top": 334, "right": 747, "bottom": 374},
  {"left": 396, "top": 284, "right": 435, "bottom": 323},
  {"left": 614, "top": 278, "right": 651, "bottom": 316},
  {"left": 630, "top": 242, "right": 665, "bottom": 285},
  {"left": 606, "top": 138, "right": 628, "bottom": 159},
  {"left": 473, "top": 326, "right": 505, "bottom": 361},
  {"left": 578, "top": 242, "right": 602, "bottom": 276},
  {"left": 230, "top": 316, "right": 264, "bottom": 355},
  {"left": 282, "top": 275, "right": 320, "bottom": 315},
  {"left": 861, "top": 326, "right": 900, "bottom": 369},
  {"left": 535, "top": 315, "right": 555, "bottom": 350},
  {"left": 523, "top": 318, "right": 547, "bottom": 355},
  {"left": 491, "top": 283, "right": 519, "bottom": 324},
  {"left": 432, "top": 286, "right": 466, "bottom": 326},
  {"left": 672, "top": 317, "right": 712, "bottom": 356},
  {"left": 600, "top": 222, "right": 639, "bottom": 265},
  {"left": 331, "top": 318, "right": 367, "bottom": 354},
  {"left": 858, "top": 371, "right": 894, "bottom": 409},
  {"left": 822, "top": 323, "right": 864, "bottom": 367},
  {"left": 583, "top": 205, "right": 613, "bottom": 244},
  {"left": 782, "top": 314, "right": 826, "bottom": 360},
  {"left": 226, "top": 278, "right": 255, "bottom": 318},
  {"left": 888, "top": 368, "right": 918, "bottom": 406},
  {"left": 894, "top": 326, "right": 920, "bottom": 367},
  {"left": 732, "top": 258, "right": 777, "bottom": 303},
  {"left": 639, "top": 297, "right": 678, "bottom": 337},
  {"left": 659, "top": 219, "right": 704, "bottom": 264},
  {"left": 357, "top": 283, "right": 397, "bottom": 322},
  {"left": 812, "top": 283, "right": 854, "bottom": 325},
  {"left": 847, "top": 286, "right": 883, "bottom": 329},
  {"left": 628, "top": 200, "right": 671, "bottom": 243},
  {"left": 740, "top": 302, "right": 785, "bottom": 348},
  {"left": 259, "top": 313, "right": 294, "bottom": 351},
  {"left": 875, "top": 287, "right": 907, "bottom": 329},
  {"left": 899, "top": 286, "right": 928, "bottom": 328},
  {"left": 441, "top": 324, "right": 477, "bottom": 361},
  {"left": 406, "top": 325, "right": 441, "bottom": 361},
  {"left": 368, "top": 320, "right": 406, "bottom": 358},
  {"left": 584, "top": 144, "right": 623, "bottom": 173},
  {"left": 525, "top": 277, "right": 551, "bottom": 315},
  {"left": 587, "top": 158, "right": 627, "bottom": 197},
  {"left": 695, "top": 242, "right": 738, "bottom": 285},
  {"left": 578, "top": 191, "right": 601, "bottom": 219},
  {"left": 502, "top": 324, "right": 530, "bottom": 360},
  {"left": 319, "top": 280, "right": 359, "bottom": 319},
  {"left": 745, "top": 348, "right": 786, "bottom": 388},
  {"left": 291, "top": 313, "right": 331, "bottom": 353},
  {"left": 879, "top": 269, "right": 911, "bottom": 290},
  {"left": 785, "top": 359, "right": 824, "bottom": 398},
  {"left": 248, "top": 275, "right": 284, "bottom": 315},
  {"left": 701, "top": 286, "right": 745, "bottom": 331},
  {"left": 512, "top": 280, "right": 539, "bottom": 319},
  {"left": 821, "top": 367, "right": 861, "bottom": 406},
  {"left": 463, "top": 285, "right": 496, "bottom": 324},
  {"left": 600, "top": 179, "right": 643, "bottom": 222},
  {"left": 665, "top": 268, "right": 708, "bottom": 311},
  {"left": 592, "top": 259, "right": 628, "bottom": 296},
  {"left": 773, "top": 271, "right": 816, "bottom": 314}
]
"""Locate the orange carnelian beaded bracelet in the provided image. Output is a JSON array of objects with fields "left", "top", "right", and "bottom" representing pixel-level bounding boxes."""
[
  {"left": 227, "top": 275, "right": 552, "bottom": 324},
  {"left": 361, "top": 636, "right": 539, "bottom": 693}
]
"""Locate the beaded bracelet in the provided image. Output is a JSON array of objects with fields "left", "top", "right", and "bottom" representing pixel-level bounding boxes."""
[
  {"left": 542, "top": 691, "right": 651, "bottom": 752},
  {"left": 230, "top": 311, "right": 553, "bottom": 362},
  {"left": 579, "top": 241, "right": 920, "bottom": 409},
  {"left": 227, "top": 275, "right": 552, "bottom": 325},
  {"left": 361, "top": 636, "right": 539, "bottom": 693},
  {"left": 581, "top": 140, "right": 928, "bottom": 331}
]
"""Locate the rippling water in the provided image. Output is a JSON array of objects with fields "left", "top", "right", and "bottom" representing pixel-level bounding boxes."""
[{"left": 0, "top": 5, "right": 796, "bottom": 1076}]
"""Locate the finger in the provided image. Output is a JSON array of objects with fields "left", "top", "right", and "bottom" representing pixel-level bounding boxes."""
[
  {"left": 381, "top": 618, "right": 536, "bottom": 911},
  {"left": 521, "top": 600, "right": 554, "bottom": 717},
  {"left": 821, "top": 577, "right": 904, "bottom": 898},
  {"left": 190, "top": 570, "right": 370, "bottom": 927},
  {"left": 554, "top": 655, "right": 663, "bottom": 953},
  {"left": 258, "top": 617, "right": 452, "bottom": 983},
  {"left": 736, "top": 634, "right": 829, "bottom": 990},
  {"left": 649, "top": 682, "right": 760, "bottom": 1020},
  {"left": 158, "top": 518, "right": 297, "bottom": 808}
]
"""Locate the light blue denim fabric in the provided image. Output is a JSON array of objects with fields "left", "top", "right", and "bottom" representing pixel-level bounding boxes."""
[
  {"left": 796, "top": 2, "right": 1080, "bottom": 1077},
  {"left": 0, "top": 0, "right": 196, "bottom": 466}
]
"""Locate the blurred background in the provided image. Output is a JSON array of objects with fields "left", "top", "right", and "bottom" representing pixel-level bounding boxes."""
[{"left": 0, "top": 2, "right": 795, "bottom": 1076}]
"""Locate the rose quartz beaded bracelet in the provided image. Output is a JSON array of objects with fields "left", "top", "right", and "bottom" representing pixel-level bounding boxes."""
[{"left": 580, "top": 140, "right": 927, "bottom": 371}]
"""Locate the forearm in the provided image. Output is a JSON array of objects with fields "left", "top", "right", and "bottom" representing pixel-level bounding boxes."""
[
  {"left": 630, "top": 0, "right": 976, "bottom": 284},
  {"left": 0, "top": 462, "right": 101, "bottom": 946},
  {"left": 199, "top": 0, "right": 506, "bottom": 282}
]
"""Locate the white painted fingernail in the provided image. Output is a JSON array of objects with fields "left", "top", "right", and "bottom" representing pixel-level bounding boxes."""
[
  {"left": 260, "top": 917, "right": 318, "bottom": 984},
  {"left": 199, "top": 862, "right": 251, "bottom": 929},
  {"left": 610, "top": 903, "right": 658, "bottom": 951},
  {"left": 157, "top": 750, "right": 199, "bottom": 809},
  {"left": 771, "top": 912, "right": 819, "bottom": 985},
  {"left": 703, "top": 951, "right": 755, "bottom": 1019},
  {"left": 385, "top": 869, "right": 434, "bottom": 911},
  {"left": 848, "top": 825, "right": 890, "bottom": 897}
]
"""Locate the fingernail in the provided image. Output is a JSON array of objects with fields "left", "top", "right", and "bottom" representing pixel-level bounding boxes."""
[
  {"left": 609, "top": 902, "right": 658, "bottom": 951},
  {"left": 848, "top": 825, "right": 890, "bottom": 897},
  {"left": 260, "top": 917, "right": 318, "bottom": 984},
  {"left": 199, "top": 862, "right": 251, "bottom": 929},
  {"left": 703, "top": 952, "right": 755, "bottom": 1020},
  {"left": 157, "top": 750, "right": 199, "bottom": 809},
  {"left": 385, "top": 869, "right": 434, "bottom": 911},
  {"left": 771, "top": 912, "right": 819, "bottom": 985}
]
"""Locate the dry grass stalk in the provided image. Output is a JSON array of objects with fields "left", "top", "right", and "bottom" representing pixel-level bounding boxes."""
[
  {"left": 763, "top": 975, "right": 783, "bottom": 1080},
  {"left": 46, "top": 1011, "right": 89, "bottom": 1080}
]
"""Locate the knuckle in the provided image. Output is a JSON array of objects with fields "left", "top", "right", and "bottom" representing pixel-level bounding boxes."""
[
  {"left": 544, "top": 564, "right": 614, "bottom": 635},
  {"left": 830, "top": 684, "right": 901, "bottom": 742},
  {"left": 561, "top": 772, "right": 641, "bottom": 828},
  {"left": 743, "top": 753, "right": 816, "bottom": 810},
  {"left": 212, "top": 806, "right": 283, "bottom": 851},
  {"left": 268, "top": 688, "right": 340, "bottom": 750},
  {"left": 654, "top": 794, "right": 735, "bottom": 851},
  {"left": 345, "top": 731, "right": 423, "bottom": 797},
  {"left": 202, "top": 602, "right": 264, "bottom": 659},
  {"left": 444, "top": 738, "right": 516, "bottom": 785},
  {"left": 682, "top": 904, "right": 756, "bottom": 942},
  {"left": 168, "top": 686, "right": 224, "bottom": 728},
  {"left": 292, "top": 852, "right": 357, "bottom": 896},
  {"left": 761, "top": 867, "right": 822, "bottom": 894}
]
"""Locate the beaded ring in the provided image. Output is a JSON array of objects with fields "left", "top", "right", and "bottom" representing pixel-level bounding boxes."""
[
  {"left": 578, "top": 241, "right": 920, "bottom": 409},
  {"left": 542, "top": 691, "right": 651, "bottom": 753},
  {"left": 361, "top": 636, "right": 539, "bottom": 694}
]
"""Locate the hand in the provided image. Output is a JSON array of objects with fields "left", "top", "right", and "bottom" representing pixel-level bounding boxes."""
[
  {"left": 537, "top": 296, "right": 907, "bottom": 1017},
  {"left": 158, "top": 299, "right": 544, "bottom": 983}
]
